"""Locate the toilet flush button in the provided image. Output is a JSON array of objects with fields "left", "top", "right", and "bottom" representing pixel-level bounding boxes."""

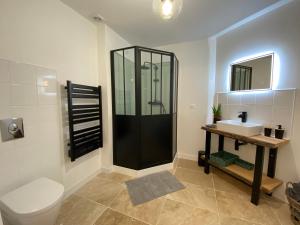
[
  {"left": 0, "top": 118, "right": 24, "bottom": 142},
  {"left": 8, "top": 122, "right": 19, "bottom": 135}
]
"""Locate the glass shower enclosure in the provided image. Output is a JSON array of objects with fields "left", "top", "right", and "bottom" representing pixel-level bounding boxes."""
[{"left": 111, "top": 46, "right": 178, "bottom": 170}]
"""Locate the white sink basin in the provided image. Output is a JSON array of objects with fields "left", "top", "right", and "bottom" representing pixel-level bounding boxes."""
[{"left": 217, "top": 120, "right": 263, "bottom": 137}]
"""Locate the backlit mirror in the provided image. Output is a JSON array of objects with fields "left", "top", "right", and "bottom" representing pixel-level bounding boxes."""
[{"left": 230, "top": 53, "right": 273, "bottom": 91}]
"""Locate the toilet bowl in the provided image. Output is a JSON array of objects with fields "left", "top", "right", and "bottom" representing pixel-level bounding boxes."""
[{"left": 0, "top": 178, "right": 64, "bottom": 225}]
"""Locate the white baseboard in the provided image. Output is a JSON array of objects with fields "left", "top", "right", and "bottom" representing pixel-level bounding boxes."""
[
  {"left": 113, "top": 162, "right": 174, "bottom": 178},
  {"left": 64, "top": 168, "right": 103, "bottom": 199}
]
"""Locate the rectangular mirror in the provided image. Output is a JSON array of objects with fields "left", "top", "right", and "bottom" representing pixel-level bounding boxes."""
[{"left": 230, "top": 53, "right": 273, "bottom": 91}]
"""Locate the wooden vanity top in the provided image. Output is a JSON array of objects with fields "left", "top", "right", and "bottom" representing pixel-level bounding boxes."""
[{"left": 201, "top": 126, "right": 289, "bottom": 148}]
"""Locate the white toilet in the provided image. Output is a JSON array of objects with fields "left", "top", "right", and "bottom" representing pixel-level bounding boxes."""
[{"left": 0, "top": 178, "right": 64, "bottom": 225}]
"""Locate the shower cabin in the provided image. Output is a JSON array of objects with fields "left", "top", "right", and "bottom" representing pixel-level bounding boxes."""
[{"left": 111, "top": 46, "right": 178, "bottom": 170}]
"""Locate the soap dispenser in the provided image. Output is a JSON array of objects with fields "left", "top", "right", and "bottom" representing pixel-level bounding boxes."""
[{"left": 275, "top": 125, "right": 285, "bottom": 139}]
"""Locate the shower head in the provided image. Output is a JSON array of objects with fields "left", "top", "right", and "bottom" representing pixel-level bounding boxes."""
[
  {"left": 141, "top": 62, "right": 159, "bottom": 70},
  {"left": 141, "top": 64, "right": 150, "bottom": 70}
]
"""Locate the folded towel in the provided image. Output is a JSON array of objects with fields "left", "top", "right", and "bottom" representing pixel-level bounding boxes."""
[
  {"left": 293, "top": 182, "right": 300, "bottom": 193},
  {"left": 288, "top": 186, "right": 300, "bottom": 202}
]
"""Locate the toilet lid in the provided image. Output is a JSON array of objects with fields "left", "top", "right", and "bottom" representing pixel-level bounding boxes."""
[{"left": 0, "top": 178, "right": 64, "bottom": 216}]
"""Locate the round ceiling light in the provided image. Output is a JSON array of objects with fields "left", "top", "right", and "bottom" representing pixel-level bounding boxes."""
[{"left": 153, "top": 0, "right": 183, "bottom": 20}]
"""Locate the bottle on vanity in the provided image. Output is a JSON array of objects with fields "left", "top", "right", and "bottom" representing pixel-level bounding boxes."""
[
  {"left": 264, "top": 127, "right": 272, "bottom": 137},
  {"left": 275, "top": 125, "right": 285, "bottom": 139}
]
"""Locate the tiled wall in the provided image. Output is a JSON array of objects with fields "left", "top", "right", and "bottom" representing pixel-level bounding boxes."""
[
  {"left": 216, "top": 89, "right": 296, "bottom": 138},
  {"left": 0, "top": 59, "right": 62, "bottom": 196}
]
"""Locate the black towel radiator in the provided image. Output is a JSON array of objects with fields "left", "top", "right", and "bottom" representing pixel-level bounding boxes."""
[{"left": 65, "top": 80, "right": 103, "bottom": 161}]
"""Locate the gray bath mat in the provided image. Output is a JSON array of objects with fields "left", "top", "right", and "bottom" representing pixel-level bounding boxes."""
[{"left": 125, "top": 171, "right": 185, "bottom": 206}]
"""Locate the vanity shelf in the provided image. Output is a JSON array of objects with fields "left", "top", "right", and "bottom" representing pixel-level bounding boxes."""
[
  {"left": 201, "top": 126, "right": 289, "bottom": 148},
  {"left": 201, "top": 155, "right": 282, "bottom": 194},
  {"left": 201, "top": 125, "right": 289, "bottom": 205}
]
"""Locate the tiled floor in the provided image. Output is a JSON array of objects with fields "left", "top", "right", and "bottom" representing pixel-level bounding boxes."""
[{"left": 55, "top": 158, "right": 294, "bottom": 225}]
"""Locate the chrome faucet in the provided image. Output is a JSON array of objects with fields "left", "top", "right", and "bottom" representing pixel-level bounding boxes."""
[{"left": 238, "top": 112, "right": 247, "bottom": 123}]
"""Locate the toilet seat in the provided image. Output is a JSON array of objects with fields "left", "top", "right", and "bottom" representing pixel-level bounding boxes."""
[{"left": 0, "top": 178, "right": 64, "bottom": 217}]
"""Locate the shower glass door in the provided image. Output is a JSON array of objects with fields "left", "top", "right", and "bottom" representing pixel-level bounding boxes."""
[
  {"left": 112, "top": 47, "right": 140, "bottom": 169},
  {"left": 141, "top": 51, "right": 171, "bottom": 115},
  {"left": 139, "top": 48, "right": 173, "bottom": 168}
]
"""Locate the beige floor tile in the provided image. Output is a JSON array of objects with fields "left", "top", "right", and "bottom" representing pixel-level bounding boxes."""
[
  {"left": 181, "top": 207, "right": 220, "bottom": 225},
  {"left": 216, "top": 191, "right": 281, "bottom": 225},
  {"left": 264, "top": 196, "right": 294, "bottom": 225},
  {"left": 97, "top": 172, "right": 132, "bottom": 183},
  {"left": 94, "top": 208, "right": 147, "bottom": 225},
  {"left": 254, "top": 198, "right": 281, "bottom": 225},
  {"left": 219, "top": 216, "right": 259, "bottom": 225},
  {"left": 213, "top": 169, "right": 251, "bottom": 197},
  {"left": 273, "top": 203, "right": 294, "bottom": 225},
  {"left": 216, "top": 190, "right": 245, "bottom": 219},
  {"left": 55, "top": 195, "right": 106, "bottom": 225},
  {"left": 56, "top": 194, "right": 81, "bottom": 219},
  {"left": 55, "top": 169, "right": 293, "bottom": 225},
  {"left": 175, "top": 167, "right": 214, "bottom": 189},
  {"left": 167, "top": 182, "right": 218, "bottom": 213},
  {"left": 76, "top": 177, "right": 125, "bottom": 206},
  {"left": 243, "top": 199, "right": 280, "bottom": 225},
  {"left": 177, "top": 158, "right": 201, "bottom": 171},
  {"left": 110, "top": 189, "right": 166, "bottom": 225},
  {"left": 157, "top": 199, "right": 194, "bottom": 225}
]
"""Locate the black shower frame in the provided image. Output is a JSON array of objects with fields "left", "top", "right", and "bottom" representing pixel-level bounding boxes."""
[{"left": 110, "top": 46, "right": 179, "bottom": 169}]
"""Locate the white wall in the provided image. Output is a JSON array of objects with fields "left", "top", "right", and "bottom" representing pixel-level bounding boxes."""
[
  {"left": 97, "top": 24, "right": 130, "bottom": 170},
  {"left": 0, "top": 0, "right": 99, "bottom": 194},
  {"left": 0, "top": 60, "right": 62, "bottom": 195},
  {"left": 158, "top": 40, "right": 210, "bottom": 160},
  {"left": 214, "top": 0, "right": 300, "bottom": 200},
  {"left": 0, "top": 0, "right": 130, "bottom": 200}
]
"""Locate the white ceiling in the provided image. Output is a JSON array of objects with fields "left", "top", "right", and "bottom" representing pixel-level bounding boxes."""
[{"left": 61, "top": 0, "right": 279, "bottom": 46}]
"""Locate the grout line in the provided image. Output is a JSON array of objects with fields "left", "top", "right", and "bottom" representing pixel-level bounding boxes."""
[
  {"left": 106, "top": 207, "right": 153, "bottom": 225},
  {"left": 68, "top": 194, "right": 108, "bottom": 225},
  {"left": 106, "top": 205, "right": 153, "bottom": 225},
  {"left": 166, "top": 191, "right": 219, "bottom": 215},
  {"left": 107, "top": 186, "right": 126, "bottom": 207},
  {"left": 91, "top": 206, "right": 108, "bottom": 225},
  {"left": 154, "top": 198, "right": 167, "bottom": 225},
  {"left": 75, "top": 192, "right": 153, "bottom": 225},
  {"left": 211, "top": 172, "right": 222, "bottom": 225},
  {"left": 263, "top": 196, "right": 285, "bottom": 225}
]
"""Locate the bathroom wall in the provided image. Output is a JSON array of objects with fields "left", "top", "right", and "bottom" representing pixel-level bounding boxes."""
[
  {"left": 0, "top": 0, "right": 130, "bottom": 197},
  {"left": 0, "top": 60, "right": 61, "bottom": 196},
  {"left": 216, "top": 89, "right": 296, "bottom": 138},
  {"left": 213, "top": 0, "right": 300, "bottom": 200},
  {"left": 157, "top": 40, "right": 210, "bottom": 159},
  {"left": 97, "top": 24, "right": 131, "bottom": 170},
  {"left": 0, "top": 0, "right": 99, "bottom": 194}
]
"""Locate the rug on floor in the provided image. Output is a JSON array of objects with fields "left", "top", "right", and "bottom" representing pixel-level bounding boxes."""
[{"left": 125, "top": 170, "right": 185, "bottom": 206}]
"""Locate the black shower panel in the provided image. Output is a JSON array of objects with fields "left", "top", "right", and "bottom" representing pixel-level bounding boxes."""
[{"left": 111, "top": 46, "right": 178, "bottom": 170}]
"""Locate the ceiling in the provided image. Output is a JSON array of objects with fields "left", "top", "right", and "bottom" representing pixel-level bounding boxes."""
[{"left": 61, "top": 0, "right": 279, "bottom": 46}]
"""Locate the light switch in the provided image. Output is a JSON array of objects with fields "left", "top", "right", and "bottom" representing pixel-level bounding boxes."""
[{"left": 190, "top": 104, "right": 197, "bottom": 109}]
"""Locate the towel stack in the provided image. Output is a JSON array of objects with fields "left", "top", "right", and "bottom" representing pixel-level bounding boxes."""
[{"left": 288, "top": 182, "right": 300, "bottom": 201}]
